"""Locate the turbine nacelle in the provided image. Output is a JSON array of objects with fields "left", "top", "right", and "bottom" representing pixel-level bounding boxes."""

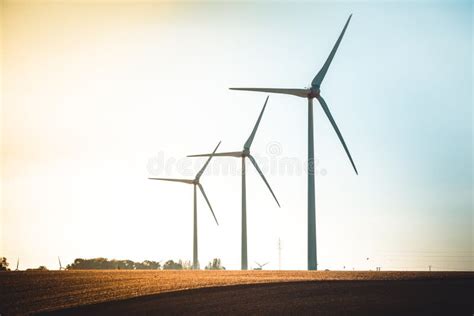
[{"left": 307, "top": 87, "right": 321, "bottom": 99}]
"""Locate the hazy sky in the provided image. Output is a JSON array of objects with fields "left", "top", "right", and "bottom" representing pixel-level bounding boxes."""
[{"left": 1, "top": 1, "right": 472, "bottom": 271}]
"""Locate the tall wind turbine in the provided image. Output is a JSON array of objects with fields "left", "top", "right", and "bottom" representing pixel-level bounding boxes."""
[
  {"left": 16, "top": 258, "right": 19, "bottom": 271},
  {"left": 188, "top": 97, "right": 280, "bottom": 270},
  {"left": 149, "top": 141, "right": 221, "bottom": 270},
  {"left": 230, "top": 15, "right": 357, "bottom": 270}
]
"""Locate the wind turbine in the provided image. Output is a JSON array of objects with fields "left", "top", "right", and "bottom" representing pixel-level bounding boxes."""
[
  {"left": 188, "top": 97, "right": 280, "bottom": 270},
  {"left": 149, "top": 141, "right": 221, "bottom": 270},
  {"left": 15, "top": 258, "right": 19, "bottom": 271},
  {"left": 230, "top": 15, "right": 358, "bottom": 271},
  {"left": 254, "top": 261, "right": 269, "bottom": 270},
  {"left": 58, "top": 257, "right": 64, "bottom": 270}
]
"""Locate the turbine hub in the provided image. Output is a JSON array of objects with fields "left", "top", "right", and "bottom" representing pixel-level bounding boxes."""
[
  {"left": 308, "top": 88, "right": 320, "bottom": 99},
  {"left": 243, "top": 149, "right": 250, "bottom": 156}
]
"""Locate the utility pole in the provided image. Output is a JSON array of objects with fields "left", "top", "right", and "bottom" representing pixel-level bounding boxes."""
[{"left": 278, "top": 238, "right": 282, "bottom": 270}]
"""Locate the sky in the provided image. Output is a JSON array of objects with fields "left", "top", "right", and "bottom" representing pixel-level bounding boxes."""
[{"left": 1, "top": 0, "right": 472, "bottom": 271}]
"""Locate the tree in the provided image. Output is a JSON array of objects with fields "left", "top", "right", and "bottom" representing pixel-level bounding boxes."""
[
  {"left": 181, "top": 260, "right": 193, "bottom": 270},
  {"left": 27, "top": 266, "right": 48, "bottom": 271},
  {"left": 205, "top": 258, "right": 225, "bottom": 270},
  {"left": 145, "top": 260, "right": 161, "bottom": 270},
  {"left": 135, "top": 260, "right": 161, "bottom": 270},
  {"left": 67, "top": 258, "right": 161, "bottom": 270},
  {"left": 0, "top": 257, "right": 9, "bottom": 271},
  {"left": 162, "top": 260, "right": 183, "bottom": 270}
]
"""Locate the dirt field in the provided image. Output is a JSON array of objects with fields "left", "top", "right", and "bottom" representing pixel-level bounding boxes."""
[{"left": 0, "top": 270, "right": 472, "bottom": 315}]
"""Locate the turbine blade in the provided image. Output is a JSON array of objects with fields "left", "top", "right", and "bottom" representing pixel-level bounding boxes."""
[
  {"left": 195, "top": 141, "right": 221, "bottom": 180},
  {"left": 188, "top": 151, "right": 242, "bottom": 158},
  {"left": 316, "top": 95, "right": 358, "bottom": 175},
  {"left": 198, "top": 184, "right": 219, "bottom": 226},
  {"left": 230, "top": 88, "right": 308, "bottom": 98},
  {"left": 148, "top": 178, "right": 194, "bottom": 184},
  {"left": 311, "top": 14, "right": 352, "bottom": 88},
  {"left": 244, "top": 96, "right": 269, "bottom": 150},
  {"left": 248, "top": 155, "right": 280, "bottom": 207}
]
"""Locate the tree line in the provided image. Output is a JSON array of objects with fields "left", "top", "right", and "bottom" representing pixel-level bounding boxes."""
[{"left": 0, "top": 257, "right": 225, "bottom": 271}]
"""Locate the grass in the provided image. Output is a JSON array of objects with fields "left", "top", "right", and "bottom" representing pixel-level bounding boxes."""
[{"left": 0, "top": 270, "right": 472, "bottom": 315}]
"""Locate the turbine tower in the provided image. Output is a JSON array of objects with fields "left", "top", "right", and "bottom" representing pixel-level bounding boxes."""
[
  {"left": 188, "top": 97, "right": 279, "bottom": 270},
  {"left": 58, "top": 257, "right": 63, "bottom": 270},
  {"left": 16, "top": 258, "right": 19, "bottom": 271},
  {"left": 149, "top": 141, "right": 221, "bottom": 269},
  {"left": 230, "top": 15, "right": 357, "bottom": 270}
]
